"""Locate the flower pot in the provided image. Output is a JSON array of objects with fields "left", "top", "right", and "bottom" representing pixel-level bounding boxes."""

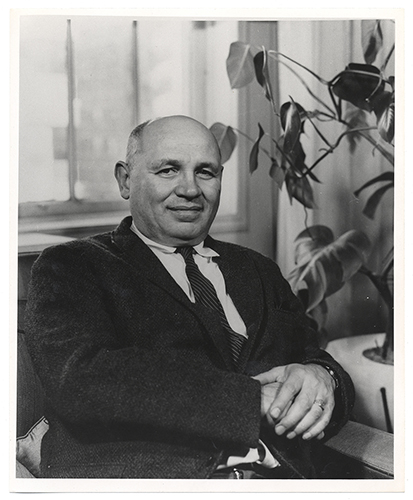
[{"left": 326, "top": 333, "right": 393, "bottom": 432}]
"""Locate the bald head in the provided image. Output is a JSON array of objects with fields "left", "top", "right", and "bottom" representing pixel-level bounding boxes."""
[{"left": 125, "top": 115, "right": 221, "bottom": 168}]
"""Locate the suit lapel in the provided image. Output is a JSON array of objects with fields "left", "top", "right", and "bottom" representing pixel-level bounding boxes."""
[
  {"left": 111, "top": 217, "right": 187, "bottom": 298},
  {"left": 111, "top": 218, "right": 235, "bottom": 369}
]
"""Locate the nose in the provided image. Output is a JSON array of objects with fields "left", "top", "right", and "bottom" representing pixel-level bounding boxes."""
[{"left": 175, "top": 171, "right": 202, "bottom": 199}]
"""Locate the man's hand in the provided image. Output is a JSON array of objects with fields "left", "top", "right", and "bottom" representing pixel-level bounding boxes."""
[{"left": 253, "top": 363, "right": 336, "bottom": 441}]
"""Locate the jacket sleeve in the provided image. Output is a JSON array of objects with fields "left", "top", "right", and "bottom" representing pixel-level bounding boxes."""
[{"left": 24, "top": 243, "right": 262, "bottom": 449}]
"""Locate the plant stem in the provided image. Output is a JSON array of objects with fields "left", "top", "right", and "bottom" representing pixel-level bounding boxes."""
[
  {"left": 233, "top": 127, "right": 273, "bottom": 159},
  {"left": 267, "top": 50, "right": 329, "bottom": 85},
  {"left": 306, "top": 126, "right": 379, "bottom": 174},
  {"left": 271, "top": 57, "right": 336, "bottom": 116},
  {"left": 381, "top": 43, "right": 395, "bottom": 73}
]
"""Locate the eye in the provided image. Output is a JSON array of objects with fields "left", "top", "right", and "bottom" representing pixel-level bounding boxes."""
[
  {"left": 196, "top": 168, "right": 216, "bottom": 180},
  {"left": 157, "top": 167, "right": 179, "bottom": 177}
]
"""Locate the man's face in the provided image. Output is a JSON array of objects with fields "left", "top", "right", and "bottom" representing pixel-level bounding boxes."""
[{"left": 119, "top": 117, "right": 223, "bottom": 247}]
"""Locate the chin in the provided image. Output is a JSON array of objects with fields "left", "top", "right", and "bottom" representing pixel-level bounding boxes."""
[
  {"left": 168, "top": 228, "right": 208, "bottom": 246},
  {"left": 174, "top": 235, "right": 206, "bottom": 246}
]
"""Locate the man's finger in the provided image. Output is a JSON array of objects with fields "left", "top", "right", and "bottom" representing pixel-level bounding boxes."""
[
  {"left": 252, "top": 366, "right": 285, "bottom": 385},
  {"left": 280, "top": 398, "right": 334, "bottom": 439},
  {"left": 267, "top": 381, "right": 300, "bottom": 421},
  {"left": 301, "top": 406, "right": 334, "bottom": 440}
]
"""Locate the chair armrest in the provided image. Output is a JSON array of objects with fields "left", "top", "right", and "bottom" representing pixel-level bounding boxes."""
[{"left": 321, "top": 420, "right": 394, "bottom": 479}]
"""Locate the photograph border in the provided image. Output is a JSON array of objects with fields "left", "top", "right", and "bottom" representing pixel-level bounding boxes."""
[{"left": 7, "top": 3, "right": 406, "bottom": 495}]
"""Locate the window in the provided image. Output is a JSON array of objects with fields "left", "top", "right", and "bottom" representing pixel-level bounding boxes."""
[{"left": 18, "top": 16, "right": 242, "bottom": 233}]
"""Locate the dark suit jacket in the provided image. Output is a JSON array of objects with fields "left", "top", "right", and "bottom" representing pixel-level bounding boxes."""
[{"left": 25, "top": 216, "right": 355, "bottom": 479}]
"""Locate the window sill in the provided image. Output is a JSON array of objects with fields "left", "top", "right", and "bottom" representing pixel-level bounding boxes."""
[
  {"left": 18, "top": 233, "right": 75, "bottom": 255},
  {"left": 18, "top": 210, "right": 130, "bottom": 241}
]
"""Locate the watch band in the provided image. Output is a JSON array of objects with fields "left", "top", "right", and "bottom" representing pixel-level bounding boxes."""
[{"left": 320, "top": 363, "right": 339, "bottom": 390}]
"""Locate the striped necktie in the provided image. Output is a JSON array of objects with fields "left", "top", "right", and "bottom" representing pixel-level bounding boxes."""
[{"left": 176, "top": 246, "right": 246, "bottom": 366}]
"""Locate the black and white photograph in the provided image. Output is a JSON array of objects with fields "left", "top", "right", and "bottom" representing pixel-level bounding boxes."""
[{"left": 8, "top": 5, "right": 404, "bottom": 495}]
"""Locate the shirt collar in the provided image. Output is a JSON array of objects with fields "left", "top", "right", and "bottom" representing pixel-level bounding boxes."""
[{"left": 130, "top": 221, "right": 219, "bottom": 258}]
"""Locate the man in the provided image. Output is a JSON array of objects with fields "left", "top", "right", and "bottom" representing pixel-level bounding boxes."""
[{"left": 25, "top": 115, "right": 354, "bottom": 479}]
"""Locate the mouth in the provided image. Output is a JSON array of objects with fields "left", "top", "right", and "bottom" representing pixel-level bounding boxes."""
[
  {"left": 168, "top": 205, "right": 203, "bottom": 220},
  {"left": 169, "top": 205, "right": 203, "bottom": 212}
]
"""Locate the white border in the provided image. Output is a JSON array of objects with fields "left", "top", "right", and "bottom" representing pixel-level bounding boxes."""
[{"left": 5, "top": 2, "right": 408, "bottom": 497}]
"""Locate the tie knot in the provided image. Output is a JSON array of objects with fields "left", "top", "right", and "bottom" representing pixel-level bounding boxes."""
[{"left": 176, "top": 246, "right": 194, "bottom": 261}]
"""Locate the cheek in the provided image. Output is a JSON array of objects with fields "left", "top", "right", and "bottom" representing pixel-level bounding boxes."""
[
  {"left": 199, "top": 177, "right": 220, "bottom": 195},
  {"left": 129, "top": 185, "right": 154, "bottom": 218},
  {"left": 132, "top": 181, "right": 158, "bottom": 207},
  {"left": 132, "top": 189, "right": 172, "bottom": 229},
  {"left": 138, "top": 178, "right": 171, "bottom": 204},
  {"left": 204, "top": 184, "right": 221, "bottom": 208}
]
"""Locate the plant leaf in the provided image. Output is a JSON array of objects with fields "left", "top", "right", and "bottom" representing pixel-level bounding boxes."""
[
  {"left": 253, "top": 50, "right": 266, "bottom": 87},
  {"left": 362, "top": 20, "right": 384, "bottom": 65},
  {"left": 273, "top": 134, "right": 319, "bottom": 186},
  {"left": 376, "top": 99, "right": 395, "bottom": 143},
  {"left": 362, "top": 183, "right": 394, "bottom": 219},
  {"left": 269, "top": 160, "right": 285, "bottom": 189},
  {"left": 280, "top": 99, "right": 302, "bottom": 154},
  {"left": 330, "top": 230, "right": 372, "bottom": 282},
  {"left": 253, "top": 49, "right": 276, "bottom": 112},
  {"left": 293, "top": 225, "right": 335, "bottom": 267},
  {"left": 280, "top": 100, "right": 306, "bottom": 132},
  {"left": 331, "top": 63, "right": 384, "bottom": 112},
  {"left": 226, "top": 42, "right": 255, "bottom": 89},
  {"left": 288, "top": 226, "right": 371, "bottom": 312},
  {"left": 299, "top": 259, "right": 330, "bottom": 312},
  {"left": 209, "top": 122, "right": 237, "bottom": 164},
  {"left": 249, "top": 123, "right": 265, "bottom": 174},
  {"left": 275, "top": 134, "right": 308, "bottom": 177},
  {"left": 285, "top": 172, "right": 316, "bottom": 209},
  {"left": 343, "top": 106, "right": 369, "bottom": 153},
  {"left": 354, "top": 171, "right": 394, "bottom": 197}
]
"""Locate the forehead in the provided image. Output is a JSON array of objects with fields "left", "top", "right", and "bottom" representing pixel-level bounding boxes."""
[{"left": 140, "top": 119, "right": 220, "bottom": 162}]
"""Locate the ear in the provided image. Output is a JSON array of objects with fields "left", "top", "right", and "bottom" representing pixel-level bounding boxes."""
[{"left": 114, "top": 161, "right": 131, "bottom": 200}]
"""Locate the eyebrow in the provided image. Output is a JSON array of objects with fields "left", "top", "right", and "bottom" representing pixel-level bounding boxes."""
[
  {"left": 149, "top": 158, "right": 181, "bottom": 170},
  {"left": 149, "top": 158, "right": 220, "bottom": 171}
]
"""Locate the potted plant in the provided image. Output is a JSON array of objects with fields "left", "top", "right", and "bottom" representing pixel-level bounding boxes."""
[{"left": 210, "top": 20, "right": 395, "bottom": 431}]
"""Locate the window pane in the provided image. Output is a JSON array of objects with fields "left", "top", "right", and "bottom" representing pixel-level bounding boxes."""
[
  {"left": 70, "top": 17, "right": 136, "bottom": 202},
  {"left": 201, "top": 21, "right": 239, "bottom": 218},
  {"left": 136, "top": 19, "right": 191, "bottom": 119},
  {"left": 19, "top": 16, "right": 70, "bottom": 203}
]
